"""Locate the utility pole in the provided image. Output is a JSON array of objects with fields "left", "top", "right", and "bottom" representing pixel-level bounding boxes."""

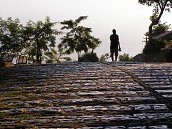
[{"left": 142, "top": 36, "right": 149, "bottom": 44}]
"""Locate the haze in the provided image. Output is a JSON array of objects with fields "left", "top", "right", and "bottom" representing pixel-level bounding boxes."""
[{"left": 0, "top": 0, "right": 171, "bottom": 58}]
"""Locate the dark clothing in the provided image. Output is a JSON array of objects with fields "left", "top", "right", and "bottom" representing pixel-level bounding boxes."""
[
  {"left": 110, "top": 34, "right": 119, "bottom": 49},
  {"left": 110, "top": 32, "right": 120, "bottom": 61},
  {"left": 110, "top": 48, "right": 118, "bottom": 57}
]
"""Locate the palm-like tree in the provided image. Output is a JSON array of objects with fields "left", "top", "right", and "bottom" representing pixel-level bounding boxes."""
[
  {"left": 43, "top": 48, "right": 72, "bottom": 63},
  {"left": 58, "top": 16, "right": 101, "bottom": 60},
  {"left": 43, "top": 48, "right": 61, "bottom": 63}
]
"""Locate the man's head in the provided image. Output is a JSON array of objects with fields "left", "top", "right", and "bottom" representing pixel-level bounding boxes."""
[{"left": 112, "top": 29, "right": 116, "bottom": 34}]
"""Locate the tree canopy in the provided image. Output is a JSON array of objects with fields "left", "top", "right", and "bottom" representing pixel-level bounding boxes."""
[
  {"left": 0, "top": 17, "right": 24, "bottom": 55},
  {"left": 58, "top": 16, "right": 101, "bottom": 57},
  {"left": 138, "top": 0, "right": 172, "bottom": 41},
  {"left": 0, "top": 16, "right": 102, "bottom": 64},
  {"left": 24, "top": 17, "right": 60, "bottom": 63},
  {"left": 0, "top": 17, "right": 61, "bottom": 63}
]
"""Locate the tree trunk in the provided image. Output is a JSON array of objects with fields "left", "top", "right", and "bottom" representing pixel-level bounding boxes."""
[
  {"left": 36, "top": 41, "right": 39, "bottom": 63},
  {"left": 16, "top": 52, "right": 19, "bottom": 64},
  {"left": 78, "top": 52, "right": 81, "bottom": 62},
  {"left": 148, "top": 1, "right": 168, "bottom": 43},
  {"left": 36, "top": 38, "right": 41, "bottom": 63},
  {"left": 148, "top": 23, "right": 153, "bottom": 42}
]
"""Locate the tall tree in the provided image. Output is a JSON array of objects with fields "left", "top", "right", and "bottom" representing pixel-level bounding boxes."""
[
  {"left": 138, "top": 0, "right": 172, "bottom": 42},
  {"left": 24, "top": 17, "right": 60, "bottom": 63},
  {"left": 58, "top": 16, "right": 101, "bottom": 60}
]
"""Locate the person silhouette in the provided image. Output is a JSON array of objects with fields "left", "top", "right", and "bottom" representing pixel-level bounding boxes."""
[{"left": 110, "top": 29, "right": 121, "bottom": 61}]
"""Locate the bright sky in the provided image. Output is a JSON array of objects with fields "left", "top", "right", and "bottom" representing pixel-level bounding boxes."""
[{"left": 0, "top": 0, "right": 171, "bottom": 58}]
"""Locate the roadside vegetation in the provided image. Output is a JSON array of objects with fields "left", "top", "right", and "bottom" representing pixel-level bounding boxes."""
[
  {"left": 137, "top": 0, "right": 172, "bottom": 62},
  {"left": 1, "top": 0, "right": 172, "bottom": 64},
  {"left": 0, "top": 16, "right": 103, "bottom": 65}
]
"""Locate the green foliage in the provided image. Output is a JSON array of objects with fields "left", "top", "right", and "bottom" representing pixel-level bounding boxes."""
[
  {"left": 43, "top": 48, "right": 61, "bottom": 63},
  {"left": 0, "top": 17, "right": 24, "bottom": 55},
  {"left": 138, "top": 0, "right": 172, "bottom": 19},
  {"left": 23, "top": 46, "right": 36, "bottom": 63},
  {"left": 153, "top": 23, "right": 171, "bottom": 36},
  {"left": 138, "top": 0, "right": 172, "bottom": 12},
  {"left": 145, "top": 22, "right": 170, "bottom": 38},
  {"left": 24, "top": 17, "right": 60, "bottom": 63},
  {"left": 143, "top": 39, "right": 166, "bottom": 54},
  {"left": 58, "top": 16, "right": 101, "bottom": 56},
  {"left": 0, "top": 16, "right": 101, "bottom": 64},
  {"left": 79, "top": 52, "right": 99, "bottom": 62},
  {"left": 139, "top": 0, "right": 172, "bottom": 41},
  {"left": 43, "top": 48, "right": 72, "bottom": 63},
  {"left": 119, "top": 53, "right": 133, "bottom": 61},
  {"left": 0, "top": 17, "right": 61, "bottom": 64},
  {"left": 99, "top": 53, "right": 110, "bottom": 62},
  {"left": 143, "top": 22, "right": 170, "bottom": 55}
]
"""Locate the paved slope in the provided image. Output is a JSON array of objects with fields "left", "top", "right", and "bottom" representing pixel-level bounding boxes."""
[{"left": 0, "top": 62, "right": 172, "bottom": 128}]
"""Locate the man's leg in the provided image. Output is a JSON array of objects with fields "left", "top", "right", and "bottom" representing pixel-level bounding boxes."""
[
  {"left": 115, "top": 49, "right": 118, "bottom": 61},
  {"left": 111, "top": 54, "right": 114, "bottom": 61},
  {"left": 110, "top": 49, "right": 114, "bottom": 61},
  {"left": 115, "top": 55, "right": 117, "bottom": 61}
]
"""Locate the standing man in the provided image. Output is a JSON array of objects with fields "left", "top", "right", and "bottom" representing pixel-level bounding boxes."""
[{"left": 110, "top": 29, "right": 121, "bottom": 61}]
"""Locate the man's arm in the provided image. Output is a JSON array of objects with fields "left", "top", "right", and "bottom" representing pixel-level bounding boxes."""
[{"left": 118, "top": 36, "right": 121, "bottom": 51}]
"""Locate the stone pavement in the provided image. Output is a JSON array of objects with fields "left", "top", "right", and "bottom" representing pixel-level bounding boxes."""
[{"left": 0, "top": 62, "right": 172, "bottom": 129}]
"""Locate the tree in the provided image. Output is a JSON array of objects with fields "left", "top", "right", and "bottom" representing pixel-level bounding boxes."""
[
  {"left": 144, "top": 22, "right": 171, "bottom": 37},
  {"left": 43, "top": 48, "right": 72, "bottom": 63},
  {"left": 24, "top": 17, "right": 60, "bottom": 63},
  {"left": 152, "top": 22, "right": 171, "bottom": 37},
  {"left": 43, "top": 48, "right": 62, "bottom": 63},
  {"left": 138, "top": 0, "right": 172, "bottom": 41},
  {"left": 58, "top": 16, "right": 101, "bottom": 60},
  {"left": 143, "top": 22, "right": 170, "bottom": 54},
  {"left": 0, "top": 17, "right": 24, "bottom": 56}
]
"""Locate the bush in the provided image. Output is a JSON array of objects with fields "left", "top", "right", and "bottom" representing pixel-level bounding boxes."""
[
  {"left": 142, "top": 53, "right": 165, "bottom": 62},
  {"left": 99, "top": 53, "right": 110, "bottom": 62},
  {"left": 143, "top": 39, "right": 166, "bottom": 54},
  {"left": 79, "top": 52, "right": 99, "bottom": 62},
  {"left": 119, "top": 53, "right": 133, "bottom": 61},
  {"left": 133, "top": 53, "right": 145, "bottom": 62},
  {"left": 161, "top": 48, "right": 172, "bottom": 62}
]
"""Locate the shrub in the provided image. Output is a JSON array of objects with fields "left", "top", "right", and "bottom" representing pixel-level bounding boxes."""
[
  {"left": 119, "top": 53, "right": 133, "bottom": 61},
  {"left": 79, "top": 52, "right": 99, "bottom": 62},
  {"left": 99, "top": 53, "right": 110, "bottom": 62},
  {"left": 143, "top": 39, "right": 166, "bottom": 54}
]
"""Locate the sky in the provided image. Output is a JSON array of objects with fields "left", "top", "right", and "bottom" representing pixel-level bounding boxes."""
[{"left": 0, "top": 0, "right": 171, "bottom": 59}]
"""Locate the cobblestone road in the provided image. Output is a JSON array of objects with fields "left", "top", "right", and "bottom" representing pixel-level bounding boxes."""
[{"left": 0, "top": 62, "right": 172, "bottom": 129}]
